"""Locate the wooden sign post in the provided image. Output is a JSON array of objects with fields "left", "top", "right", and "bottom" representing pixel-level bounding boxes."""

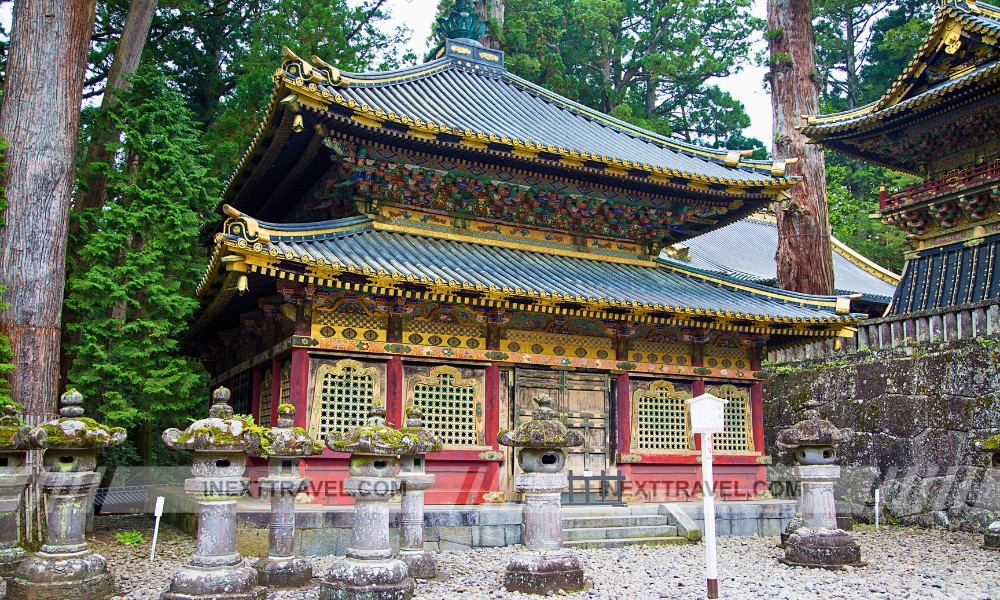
[{"left": 687, "top": 393, "right": 729, "bottom": 600}]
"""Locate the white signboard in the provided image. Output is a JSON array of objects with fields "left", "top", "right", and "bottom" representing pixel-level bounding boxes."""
[
  {"left": 687, "top": 393, "right": 728, "bottom": 433},
  {"left": 686, "top": 393, "right": 728, "bottom": 599}
]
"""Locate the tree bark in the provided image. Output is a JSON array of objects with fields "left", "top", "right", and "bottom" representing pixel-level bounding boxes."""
[
  {"left": 0, "top": 0, "right": 98, "bottom": 419},
  {"left": 767, "top": 0, "right": 836, "bottom": 296},
  {"left": 75, "top": 0, "right": 157, "bottom": 213},
  {"left": 476, "top": 0, "right": 504, "bottom": 49}
]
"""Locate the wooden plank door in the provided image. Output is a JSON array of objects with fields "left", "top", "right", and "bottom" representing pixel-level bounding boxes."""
[{"left": 510, "top": 369, "right": 610, "bottom": 493}]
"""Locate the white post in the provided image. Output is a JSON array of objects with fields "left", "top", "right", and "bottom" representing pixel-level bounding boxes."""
[
  {"left": 701, "top": 432, "right": 719, "bottom": 599},
  {"left": 150, "top": 496, "right": 165, "bottom": 562},
  {"left": 874, "top": 488, "right": 880, "bottom": 530}
]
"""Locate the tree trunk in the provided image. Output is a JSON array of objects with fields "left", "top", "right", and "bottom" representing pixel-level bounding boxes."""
[
  {"left": 767, "top": 0, "right": 835, "bottom": 296},
  {"left": 845, "top": 10, "right": 859, "bottom": 109},
  {"left": 75, "top": 0, "right": 157, "bottom": 214},
  {"left": 0, "top": 0, "right": 98, "bottom": 419},
  {"left": 476, "top": 0, "right": 504, "bottom": 49}
]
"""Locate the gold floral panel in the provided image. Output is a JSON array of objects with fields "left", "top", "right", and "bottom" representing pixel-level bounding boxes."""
[
  {"left": 310, "top": 359, "right": 382, "bottom": 440},
  {"left": 703, "top": 345, "right": 750, "bottom": 370},
  {"left": 504, "top": 329, "right": 614, "bottom": 360},
  {"left": 405, "top": 320, "right": 485, "bottom": 350},
  {"left": 407, "top": 366, "right": 483, "bottom": 447},
  {"left": 707, "top": 384, "right": 754, "bottom": 453},
  {"left": 258, "top": 368, "right": 272, "bottom": 426},
  {"left": 631, "top": 340, "right": 692, "bottom": 366},
  {"left": 632, "top": 381, "right": 693, "bottom": 453},
  {"left": 312, "top": 309, "right": 387, "bottom": 343}
]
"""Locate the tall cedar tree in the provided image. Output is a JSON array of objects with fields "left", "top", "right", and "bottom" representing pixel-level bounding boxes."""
[
  {"left": 767, "top": 0, "right": 836, "bottom": 295},
  {"left": 64, "top": 66, "right": 218, "bottom": 465},
  {"left": 0, "top": 139, "right": 11, "bottom": 406},
  {"left": 0, "top": 0, "right": 98, "bottom": 418}
]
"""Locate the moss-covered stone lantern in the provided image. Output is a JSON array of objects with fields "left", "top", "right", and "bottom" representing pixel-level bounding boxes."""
[
  {"left": 0, "top": 404, "right": 32, "bottom": 581},
  {"left": 775, "top": 410, "right": 862, "bottom": 568},
  {"left": 160, "top": 387, "right": 265, "bottom": 600},
  {"left": 250, "top": 403, "right": 323, "bottom": 587},
  {"left": 973, "top": 434, "right": 1000, "bottom": 549},
  {"left": 497, "top": 395, "right": 585, "bottom": 595},
  {"left": 320, "top": 404, "right": 418, "bottom": 600},
  {"left": 9, "top": 390, "right": 126, "bottom": 600},
  {"left": 397, "top": 406, "right": 443, "bottom": 579}
]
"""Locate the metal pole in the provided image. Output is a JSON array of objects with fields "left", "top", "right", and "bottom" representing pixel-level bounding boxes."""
[{"left": 701, "top": 432, "right": 719, "bottom": 599}]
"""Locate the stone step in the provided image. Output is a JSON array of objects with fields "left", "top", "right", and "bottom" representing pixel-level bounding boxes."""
[
  {"left": 563, "top": 525, "right": 678, "bottom": 541},
  {"left": 564, "top": 536, "right": 688, "bottom": 549},
  {"left": 559, "top": 506, "right": 632, "bottom": 518},
  {"left": 562, "top": 515, "right": 670, "bottom": 529}
]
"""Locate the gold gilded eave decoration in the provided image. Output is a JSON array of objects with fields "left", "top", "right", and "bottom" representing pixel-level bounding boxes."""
[{"left": 203, "top": 209, "right": 861, "bottom": 333}]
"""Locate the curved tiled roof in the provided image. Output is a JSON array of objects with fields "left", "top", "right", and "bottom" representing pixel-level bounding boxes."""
[
  {"left": 271, "top": 42, "right": 797, "bottom": 189},
  {"left": 209, "top": 214, "right": 859, "bottom": 323},
  {"left": 658, "top": 217, "right": 899, "bottom": 304},
  {"left": 800, "top": 0, "right": 1000, "bottom": 138}
]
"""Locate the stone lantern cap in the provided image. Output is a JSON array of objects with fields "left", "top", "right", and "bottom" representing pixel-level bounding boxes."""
[
  {"left": 974, "top": 434, "right": 1000, "bottom": 454},
  {"left": 326, "top": 404, "right": 418, "bottom": 456},
  {"left": 0, "top": 404, "right": 33, "bottom": 452},
  {"left": 162, "top": 387, "right": 262, "bottom": 453},
  {"left": 253, "top": 404, "right": 323, "bottom": 458},
  {"left": 776, "top": 410, "right": 852, "bottom": 451},
  {"left": 29, "top": 390, "right": 126, "bottom": 450},
  {"left": 399, "top": 407, "right": 443, "bottom": 456},
  {"left": 497, "top": 395, "right": 583, "bottom": 449}
]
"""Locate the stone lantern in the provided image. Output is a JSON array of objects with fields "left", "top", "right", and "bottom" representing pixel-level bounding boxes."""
[
  {"left": 320, "top": 404, "right": 418, "bottom": 600},
  {"left": 397, "top": 406, "right": 442, "bottom": 579},
  {"left": 250, "top": 403, "right": 323, "bottom": 587},
  {"left": 9, "top": 390, "right": 126, "bottom": 600},
  {"left": 775, "top": 410, "right": 863, "bottom": 568},
  {"left": 973, "top": 434, "right": 1000, "bottom": 549},
  {"left": 161, "top": 387, "right": 265, "bottom": 600},
  {"left": 497, "top": 395, "right": 585, "bottom": 595},
  {"left": 0, "top": 404, "right": 33, "bottom": 581}
]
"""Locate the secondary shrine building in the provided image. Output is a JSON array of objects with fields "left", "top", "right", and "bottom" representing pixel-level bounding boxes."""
[
  {"left": 802, "top": 0, "right": 1000, "bottom": 315},
  {"left": 188, "top": 11, "right": 861, "bottom": 505}
]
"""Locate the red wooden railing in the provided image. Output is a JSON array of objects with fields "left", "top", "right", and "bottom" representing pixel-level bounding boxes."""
[{"left": 880, "top": 158, "right": 1000, "bottom": 211}]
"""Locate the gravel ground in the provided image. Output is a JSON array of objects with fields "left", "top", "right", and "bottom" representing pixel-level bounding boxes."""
[{"left": 91, "top": 515, "right": 1000, "bottom": 600}]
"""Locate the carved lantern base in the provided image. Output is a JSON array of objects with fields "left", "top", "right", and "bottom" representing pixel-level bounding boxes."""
[
  {"left": 780, "top": 528, "right": 865, "bottom": 569},
  {"left": 8, "top": 552, "right": 114, "bottom": 600},
  {"left": 503, "top": 551, "right": 585, "bottom": 595},
  {"left": 319, "top": 558, "right": 414, "bottom": 600}
]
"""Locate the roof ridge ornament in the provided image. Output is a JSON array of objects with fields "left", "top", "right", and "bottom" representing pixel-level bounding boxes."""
[{"left": 438, "top": 0, "right": 488, "bottom": 43}]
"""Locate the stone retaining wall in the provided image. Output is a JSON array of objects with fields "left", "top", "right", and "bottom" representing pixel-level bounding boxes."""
[{"left": 764, "top": 334, "right": 1000, "bottom": 532}]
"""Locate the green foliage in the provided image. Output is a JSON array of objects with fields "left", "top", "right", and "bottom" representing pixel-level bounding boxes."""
[
  {"left": 768, "top": 52, "right": 792, "bottom": 67},
  {"left": 88, "top": 1, "right": 412, "bottom": 177},
  {"left": 115, "top": 531, "right": 145, "bottom": 546},
  {"left": 497, "top": 0, "right": 765, "bottom": 148},
  {"left": 825, "top": 154, "right": 916, "bottom": 272},
  {"left": 64, "top": 66, "right": 220, "bottom": 460}
]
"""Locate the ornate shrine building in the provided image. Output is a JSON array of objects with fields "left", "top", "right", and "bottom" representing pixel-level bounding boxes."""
[
  {"left": 188, "top": 4, "right": 861, "bottom": 504},
  {"left": 802, "top": 0, "right": 1000, "bottom": 315}
]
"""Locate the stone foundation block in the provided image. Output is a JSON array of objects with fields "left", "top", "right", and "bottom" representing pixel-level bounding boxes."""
[
  {"left": 319, "top": 558, "right": 413, "bottom": 600},
  {"left": 399, "top": 550, "right": 436, "bottom": 579},
  {"left": 8, "top": 572, "right": 113, "bottom": 600},
  {"left": 781, "top": 528, "right": 864, "bottom": 568},
  {"left": 504, "top": 551, "right": 585, "bottom": 595},
  {"left": 255, "top": 555, "right": 313, "bottom": 588}
]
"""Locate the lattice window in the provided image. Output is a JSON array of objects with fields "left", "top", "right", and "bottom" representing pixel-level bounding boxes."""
[
  {"left": 633, "top": 381, "right": 692, "bottom": 452},
  {"left": 408, "top": 366, "right": 482, "bottom": 447},
  {"left": 708, "top": 384, "right": 753, "bottom": 452},
  {"left": 310, "top": 360, "right": 381, "bottom": 440},
  {"left": 279, "top": 362, "right": 291, "bottom": 405},
  {"left": 258, "top": 369, "right": 272, "bottom": 426},
  {"left": 232, "top": 370, "right": 252, "bottom": 416}
]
